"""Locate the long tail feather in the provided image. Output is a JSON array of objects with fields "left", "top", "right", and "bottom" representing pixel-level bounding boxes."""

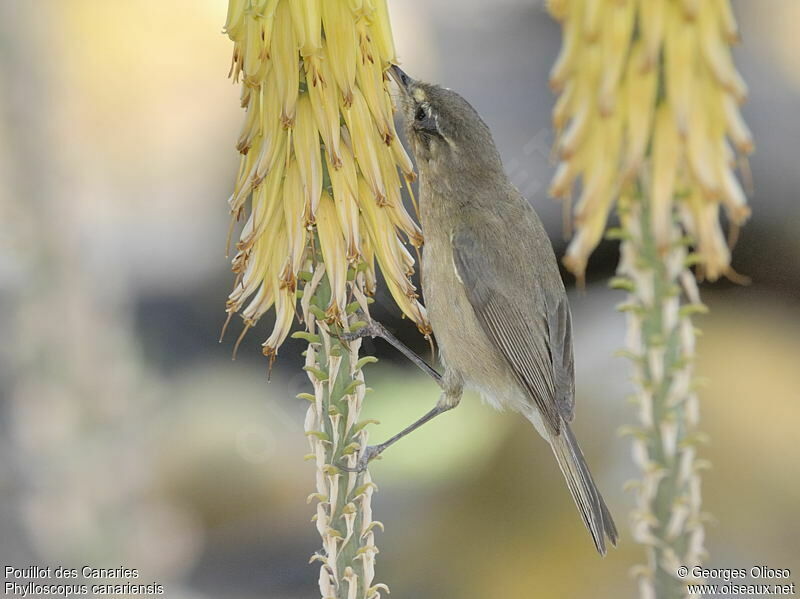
[{"left": 549, "top": 423, "right": 618, "bottom": 554}]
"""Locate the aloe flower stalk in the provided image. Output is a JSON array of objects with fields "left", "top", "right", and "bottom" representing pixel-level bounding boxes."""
[
  {"left": 222, "top": 1, "right": 427, "bottom": 596},
  {"left": 547, "top": 1, "right": 752, "bottom": 596},
  {"left": 301, "top": 268, "right": 387, "bottom": 599},
  {"left": 617, "top": 190, "right": 709, "bottom": 599}
]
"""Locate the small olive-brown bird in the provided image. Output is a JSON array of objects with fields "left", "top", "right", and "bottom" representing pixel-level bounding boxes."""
[{"left": 388, "top": 66, "right": 618, "bottom": 554}]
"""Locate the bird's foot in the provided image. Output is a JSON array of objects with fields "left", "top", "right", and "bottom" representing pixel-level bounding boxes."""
[
  {"left": 338, "top": 317, "right": 444, "bottom": 387},
  {"left": 337, "top": 316, "right": 384, "bottom": 343},
  {"left": 339, "top": 445, "right": 382, "bottom": 473}
]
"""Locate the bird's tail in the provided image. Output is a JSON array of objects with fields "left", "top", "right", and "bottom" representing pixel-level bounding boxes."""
[{"left": 549, "top": 423, "right": 618, "bottom": 555}]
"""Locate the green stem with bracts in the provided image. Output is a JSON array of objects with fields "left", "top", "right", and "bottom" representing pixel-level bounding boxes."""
[
  {"left": 297, "top": 264, "right": 388, "bottom": 599},
  {"left": 615, "top": 188, "right": 709, "bottom": 599}
]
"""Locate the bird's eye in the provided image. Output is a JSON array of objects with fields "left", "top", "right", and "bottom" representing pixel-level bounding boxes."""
[{"left": 415, "top": 105, "right": 426, "bottom": 122}]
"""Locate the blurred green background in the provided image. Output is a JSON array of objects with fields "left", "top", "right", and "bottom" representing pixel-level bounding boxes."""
[{"left": 1, "top": 1, "right": 798, "bottom": 598}]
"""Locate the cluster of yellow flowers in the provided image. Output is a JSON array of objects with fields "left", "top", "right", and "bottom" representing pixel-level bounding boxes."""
[
  {"left": 223, "top": 0, "right": 429, "bottom": 359},
  {"left": 547, "top": 0, "right": 753, "bottom": 281}
]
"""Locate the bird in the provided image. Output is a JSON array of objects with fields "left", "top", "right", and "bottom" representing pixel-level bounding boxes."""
[{"left": 377, "top": 65, "right": 619, "bottom": 555}]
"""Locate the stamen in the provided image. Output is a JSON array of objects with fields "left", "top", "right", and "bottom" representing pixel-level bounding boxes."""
[{"left": 232, "top": 321, "right": 252, "bottom": 360}]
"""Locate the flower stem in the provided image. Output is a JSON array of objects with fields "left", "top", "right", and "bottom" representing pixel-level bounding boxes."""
[
  {"left": 302, "top": 266, "right": 386, "bottom": 599},
  {"left": 619, "top": 190, "right": 707, "bottom": 598}
]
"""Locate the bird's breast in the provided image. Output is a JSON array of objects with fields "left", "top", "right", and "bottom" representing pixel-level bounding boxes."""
[{"left": 420, "top": 225, "right": 521, "bottom": 412}]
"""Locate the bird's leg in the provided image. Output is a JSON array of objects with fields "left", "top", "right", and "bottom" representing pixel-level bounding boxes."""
[
  {"left": 339, "top": 313, "right": 442, "bottom": 387},
  {"left": 340, "top": 375, "right": 463, "bottom": 472}
]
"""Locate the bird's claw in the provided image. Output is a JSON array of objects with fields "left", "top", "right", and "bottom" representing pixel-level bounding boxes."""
[
  {"left": 337, "top": 319, "right": 381, "bottom": 343},
  {"left": 339, "top": 445, "right": 382, "bottom": 473}
]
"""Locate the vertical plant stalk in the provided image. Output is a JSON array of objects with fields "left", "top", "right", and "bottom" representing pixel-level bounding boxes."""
[
  {"left": 617, "top": 192, "right": 707, "bottom": 599},
  {"left": 547, "top": 2, "right": 752, "bottom": 596},
  {"left": 301, "top": 267, "right": 385, "bottom": 599},
  {"left": 222, "top": 2, "right": 427, "bottom": 597}
]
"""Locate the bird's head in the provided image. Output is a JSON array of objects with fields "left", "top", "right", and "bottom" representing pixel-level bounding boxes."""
[{"left": 390, "top": 65, "right": 503, "bottom": 176}]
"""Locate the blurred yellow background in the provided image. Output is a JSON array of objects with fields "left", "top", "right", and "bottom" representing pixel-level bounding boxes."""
[{"left": 1, "top": 1, "right": 798, "bottom": 598}]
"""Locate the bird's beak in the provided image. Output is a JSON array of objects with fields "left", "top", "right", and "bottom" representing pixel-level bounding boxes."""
[{"left": 389, "top": 64, "right": 413, "bottom": 95}]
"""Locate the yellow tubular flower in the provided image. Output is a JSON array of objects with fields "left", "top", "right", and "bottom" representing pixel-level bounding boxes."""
[
  {"left": 549, "top": 0, "right": 752, "bottom": 281},
  {"left": 236, "top": 87, "right": 261, "bottom": 154},
  {"left": 223, "top": 0, "right": 429, "bottom": 354},
  {"left": 272, "top": 0, "right": 299, "bottom": 126},
  {"left": 370, "top": 0, "right": 397, "bottom": 64},
  {"left": 597, "top": 0, "right": 634, "bottom": 117},
  {"left": 243, "top": 14, "right": 266, "bottom": 87},
  {"left": 293, "top": 94, "right": 322, "bottom": 224},
  {"left": 321, "top": 0, "right": 358, "bottom": 105},
  {"left": 243, "top": 150, "right": 286, "bottom": 250},
  {"left": 263, "top": 285, "right": 295, "bottom": 359},
  {"left": 315, "top": 190, "right": 348, "bottom": 321},
  {"left": 326, "top": 143, "right": 361, "bottom": 262},
  {"left": 307, "top": 51, "right": 341, "bottom": 167},
  {"left": 664, "top": 2, "right": 695, "bottom": 135},
  {"left": 650, "top": 103, "right": 680, "bottom": 249},
  {"left": 359, "top": 227, "right": 377, "bottom": 296},
  {"left": 344, "top": 89, "right": 387, "bottom": 202},
  {"left": 283, "top": 158, "right": 307, "bottom": 286},
  {"left": 356, "top": 33, "right": 395, "bottom": 144},
  {"left": 621, "top": 43, "right": 656, "bottom": 178},
  {"left": 582, "top": 0, "right": 603, "bottom": 43},
  {"left": 638, "top": 0, "right": 665, "bottom": 69}
]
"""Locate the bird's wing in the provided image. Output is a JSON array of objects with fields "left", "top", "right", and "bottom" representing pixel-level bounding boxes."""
[
  {"left": 452, "top": 226, "right": 565, "bottom": 435},
  {"left": 547, "top": 294, "right": 576, "bottom": 421}
]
